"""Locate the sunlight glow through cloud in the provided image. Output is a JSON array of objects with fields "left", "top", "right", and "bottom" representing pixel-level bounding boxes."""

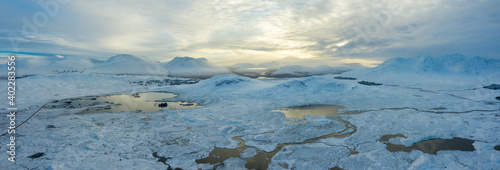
[{"left": 0, "top": 0, "right": 499, "bottom": 66}]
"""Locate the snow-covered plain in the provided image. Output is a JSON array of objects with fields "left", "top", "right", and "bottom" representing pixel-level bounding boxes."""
[{"left": 0, "top": 54, "right": 499, "bottom": 169}]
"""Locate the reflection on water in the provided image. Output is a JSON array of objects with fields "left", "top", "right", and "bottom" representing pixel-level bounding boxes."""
[
  {"left": 380, "top": 134, "right": 475, "bottom": 154},
  {"left": 46, "top": 92, "right": 200, "bottom": 114},
  {"left": 273, "top": 105, "right": 359, "bottom": 123},
  {"left": 152, "top": 152, "right": 170, "bottom": 166},
  {"left": 196, "top": 105, "right": 360, "bottom": 169},
  {"left": 196, "top": 137, "right": 251, "bottom": 169}
]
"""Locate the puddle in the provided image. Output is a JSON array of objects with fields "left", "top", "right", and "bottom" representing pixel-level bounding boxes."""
[
  {"left": 46, "top": 125, "right": 56, "bottom": 129},
  {"left": 380, "top": 134, "right": 475, "bottom": 154},
  {"left": 431, "top": 107, "right": 447, "bottom": 110},
  {"left": 27, "top": 152, "right": 45, "bottom": 159},
  {"left": 358, "top": 81, "right": 382, "bottom": 86},
  {"left": 131, "top": 78, "right": 199, "bottom": 86},
  {"left": 152, "top": 152, "right": 170, "bottom": 165},
  {"left": 484, "top": 84, "right": 500, "bottom": 90},
  {"left": 196, "top": 137, "right": 250, "bottom": 169},
  {"left": 196, "top": 136, "right": 292, "bottom": 170},
  {"left": 334, "top": 76, "right": 357, "bottom": 80},
  {"left": 274, "top": 105, "right": 349, "bottom": 120},
  {"left": 46, "top": 92, "right": 200, "bottom": 114},
  {"left": 196, "top": 105, "right": 360, "bottom": 169},
  {"left": 375, "top": 107, "right": 499, "bottom": 114},
  {"left": 152, "top": 152, "right": 185, "bottom": 170},
  {"left": 380, "top": 134, "right": 406, "bottom": 142}
]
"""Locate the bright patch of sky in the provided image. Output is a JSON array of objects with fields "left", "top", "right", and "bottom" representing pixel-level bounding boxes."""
[{"left": 1, "top": 0, "right": 499, "bottom": 67}]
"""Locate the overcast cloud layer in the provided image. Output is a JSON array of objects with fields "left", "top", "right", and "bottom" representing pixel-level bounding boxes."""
[{"left": 1, "top": 0, "right": 499, "bottom": 66}]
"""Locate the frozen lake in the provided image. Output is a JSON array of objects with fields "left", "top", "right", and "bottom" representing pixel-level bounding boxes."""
[{"left": 45, "top": 92, "right": 200, "bottom": 114}]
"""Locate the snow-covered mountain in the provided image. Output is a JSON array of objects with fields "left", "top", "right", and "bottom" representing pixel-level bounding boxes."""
[
  {"left": 84, "top": 54, "right": 169, "bottom": 76},
  {"left": 0, "top": 56, "right": 97, "bottom": 77},
  {"left": 349, "top": 54, "right": 500, "bottom": 75},
  {"left": 162, "top": 56, "right": 231, "bottom": 78},
  {"left": 342, "top": 54, "right": 500, "bottom": 87}
]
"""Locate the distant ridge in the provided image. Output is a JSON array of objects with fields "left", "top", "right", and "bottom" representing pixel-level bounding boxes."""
[
  {"left": 162, "top": 56, "right": 231, "bottom": 78},
  {"left": 371, "top": 54, "right": 500, "bottom": 75},
  {"left": 84, "top": 54, "right": 169, "bottom": 76},
  {"left": 0, "top": 56, "right": 96, "bottom": 77},
  {"left": 341, "top": 54, "right": 500, "bottom": 86}
]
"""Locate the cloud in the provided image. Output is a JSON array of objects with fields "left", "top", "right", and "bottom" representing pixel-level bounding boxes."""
[{"left": 0, "top": 0, "right": 499, "bottom": 65}]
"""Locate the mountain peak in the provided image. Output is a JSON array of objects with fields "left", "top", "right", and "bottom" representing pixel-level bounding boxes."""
[
  {"left": 170, "top": 56, "right": 207, "bottom": 62},
  {"left": 363, "top": 54, "right": 499, "bottom": 75},
  {"left": 107, "top": 54, "right": 146, "bottom": 63},
  {"left": 84, "top": 54, "right": 169, "bottom": 76},
  {"left": 163, "top": 56, "right": 230, "bottom": 78},
  {"left": 172, "top": 56, "right": 194, "bottom": 60}
]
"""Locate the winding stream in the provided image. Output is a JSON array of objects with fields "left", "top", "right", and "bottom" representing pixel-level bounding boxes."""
[{"left": 196, "top": 105, "right": 360, "bottom": 169}]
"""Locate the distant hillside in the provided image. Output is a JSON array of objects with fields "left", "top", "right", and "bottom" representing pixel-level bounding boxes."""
[
  {"left": 0, "top": 56, "right": 97, "bottom": 77},
  {"left": 162, "top": 56, "right": 231, "bottom": 78},
  {"left": 342, "top": 54, "right": 500, "bottom": 87},
  {"left": 84, "top": 54, "right": 169, "bottom": 76},
  {"left": 363, "top": 54, "right": 500, "bottom": 75}
]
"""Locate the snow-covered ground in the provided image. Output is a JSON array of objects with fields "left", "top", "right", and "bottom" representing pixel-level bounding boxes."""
[{"left": 0, "top": 54, "right": 499, "bottom": 169}]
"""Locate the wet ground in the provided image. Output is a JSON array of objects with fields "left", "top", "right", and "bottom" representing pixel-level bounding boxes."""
[
  {"left": 196, "top": 105, "right": 360, "bottom": 169},
  {"left": 380, "top": 134, "right": 476, "bottom": 154},
  {"left": 196, "top": 104, "right": 487, "bottom": 169}
]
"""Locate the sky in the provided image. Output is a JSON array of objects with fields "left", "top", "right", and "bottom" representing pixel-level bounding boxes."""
[{"left": 0, "top": 0, "right": 499, "bottom": 67}]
